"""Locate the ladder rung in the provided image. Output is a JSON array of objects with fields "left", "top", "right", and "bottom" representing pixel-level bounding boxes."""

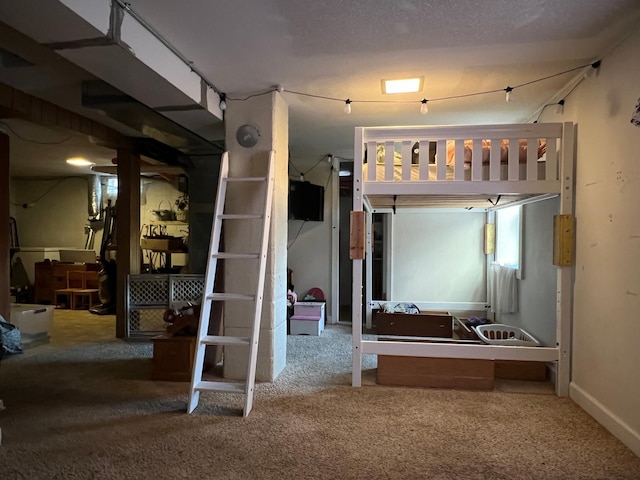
[
  {"left": 212, "top": 253, "right": 259, "bottom": 260},
  {"left": 225, "top": 177, "right": 267, "bottom": 183},
  {"left": 219, "top": 214, "right": 263, "bottom": 220},
  {"left": 206, "top": 293, "right": 255, "bottom": 301},
  {"left": 193, "top": 381, "right": 246, "bottom": 394},
  {"left": 200, "top": 335, "right": 250, "bottom": 346}
]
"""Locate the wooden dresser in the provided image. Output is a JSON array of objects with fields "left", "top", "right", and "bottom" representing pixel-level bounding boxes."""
[{"left": 33, "top": 261, "right": 101, "bottom": 305}]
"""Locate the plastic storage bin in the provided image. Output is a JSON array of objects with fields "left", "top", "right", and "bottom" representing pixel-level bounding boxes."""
[
  {"left": 9, "top": 303, "right": 55, "bottom": 344},
  {"left": 475, "top": 324, "right": 540, "bottom": 346}
]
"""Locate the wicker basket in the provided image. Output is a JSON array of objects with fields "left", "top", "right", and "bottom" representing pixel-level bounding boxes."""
[{"left": 475, "top": 324, "right": 541, "bottom": 346}]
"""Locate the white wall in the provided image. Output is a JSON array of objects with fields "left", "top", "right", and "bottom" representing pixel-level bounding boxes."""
[
  {"left": 12, "top": 176, "right": 91, "bottom": 249},
  {"left": 140, "top": 178, "right": 188, "bottom": 271},
  {"left": 390, "top": 211, "right": 486, "bottom": 302},
  {"left": 501, "top": 197, "right": 559, "bottom": 347},
  {"left": 539, "top": 28, "right": 640, "bottom": 455},
  {"left": 286, "top": 162, "right": 334, "bottom": 312}
]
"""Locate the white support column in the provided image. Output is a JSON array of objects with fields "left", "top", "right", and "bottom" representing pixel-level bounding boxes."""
[
  {"left": 352, "top": 128, "right": 365, "bottom": 387},
  {"left": 224, "top": 91, "right": 288, "bottom": 382},
  {"left": 556, "top": 122, "right": 575, "bottom": 396},
  {"left": 330, "top": 156, "right": 340, "bottom": 324},
  {"left": 365, "top": 209, "right": 373, "bottom": 330}
]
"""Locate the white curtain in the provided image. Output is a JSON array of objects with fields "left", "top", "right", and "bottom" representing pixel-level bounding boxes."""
[{"left": 489, "top": 263, "right": 518, "bottom": 314}]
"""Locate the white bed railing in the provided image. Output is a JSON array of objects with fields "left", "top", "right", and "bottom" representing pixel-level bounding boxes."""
[
  {"left": 351, "top": 122, "right": 575, "bottom": 398},
  {"left": 355, "top": 123, "right": 565, "bottom": 196}
]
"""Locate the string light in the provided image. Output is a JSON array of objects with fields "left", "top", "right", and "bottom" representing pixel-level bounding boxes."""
[
  {"left": 225, "top": 60, "right": 603, "bottom": 114},
  {"left": 584, "top": 60, "right": 601, "bottom": 79},
  {"left": 420, "top": 99, "right": 429, "bottom": 114},
  {"left": 505, "top": 86, "right": 513, "bottom": 102}
]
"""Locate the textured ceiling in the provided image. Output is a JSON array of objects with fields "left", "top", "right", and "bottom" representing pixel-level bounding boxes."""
[{"left": 1, "top": 0, "right": 640, "bottom": 175}]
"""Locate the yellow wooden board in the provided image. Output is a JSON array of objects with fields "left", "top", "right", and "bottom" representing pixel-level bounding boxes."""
[
  {"left": 553, "top": 214, "right": 575, "bottom": 266},
  {"left": 350, "top": 211, "right": 365, "bottom": 260}
]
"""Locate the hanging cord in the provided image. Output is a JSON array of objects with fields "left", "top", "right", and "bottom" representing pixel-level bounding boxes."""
[
  {"left": 487, "top": 195, "right": 502, "bottom": 206},
  {"left": 287, "top": 221, "right": 307, "bottom": 250},
  {"left": 0, "top": 120, "right": 72, "bottom": 145}
]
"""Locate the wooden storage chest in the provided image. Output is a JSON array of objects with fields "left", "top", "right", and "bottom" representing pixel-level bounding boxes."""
[{"left": 151, "top": 333, "right": 196, "bottom": 382}]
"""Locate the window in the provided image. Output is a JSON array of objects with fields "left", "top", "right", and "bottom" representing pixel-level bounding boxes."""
[{"left": 495, "top": 205, "right": 523, "bottom": 278}]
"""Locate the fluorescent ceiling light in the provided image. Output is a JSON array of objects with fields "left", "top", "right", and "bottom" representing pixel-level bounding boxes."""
[
  {"left": 66, "top": 157, "right": 93, "bottom": 167},
  {"left": 382, "top": 77, "right": 424, "bottom": 94}
]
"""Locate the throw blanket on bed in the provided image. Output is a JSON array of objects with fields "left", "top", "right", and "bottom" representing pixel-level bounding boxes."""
[
  {"left": 489, "top": 263, "right": 518, "bottom": 314},
  {"left": 445, "top": 139, "right": 546, "bottom": 166}
]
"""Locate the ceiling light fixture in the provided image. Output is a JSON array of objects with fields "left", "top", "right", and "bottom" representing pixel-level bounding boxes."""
[
  {"left": 344, "top": 99, "right": 352, "bottom": 114},
  {"left": 420, "top": 99, "right": 429, "bottom": 115},
  {"left": 382, "top": 77, "right": 424, "bottom": 94},
  {"left": 66, "top": 157, "right": 93, "bottom": 167}
]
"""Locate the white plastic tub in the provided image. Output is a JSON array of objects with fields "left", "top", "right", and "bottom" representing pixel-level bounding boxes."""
[
  {"left": 9, "top": 304, "right": 55, "bottom": 343},
  {"left": 475, "top": 324, "right": 540, "bottom": 346}
]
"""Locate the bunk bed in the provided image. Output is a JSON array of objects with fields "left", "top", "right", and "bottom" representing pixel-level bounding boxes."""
[{"left": 351, "top": 122, "right": 575, "bottom": 396}]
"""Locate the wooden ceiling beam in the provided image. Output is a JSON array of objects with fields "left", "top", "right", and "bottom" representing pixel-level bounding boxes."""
[{"left": 0, "top": 81, "right": 129, "bottom": 150}]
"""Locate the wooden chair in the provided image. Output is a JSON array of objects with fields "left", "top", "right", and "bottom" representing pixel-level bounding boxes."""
[
  {"left": 72, "top": 270, "right": 100, "bottom": 309},
  {"left": 54, "top": 270, "right": 86, "bottom": 309}
]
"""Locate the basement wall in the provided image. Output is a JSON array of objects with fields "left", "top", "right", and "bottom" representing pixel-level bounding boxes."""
[{"left": 540, "top": 26, "right": 640, "bottom": 456}]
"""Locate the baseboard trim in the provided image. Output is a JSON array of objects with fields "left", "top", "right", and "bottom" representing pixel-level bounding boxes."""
[{"left": 570, "top": 382, "right": 640, "bottom": 457}]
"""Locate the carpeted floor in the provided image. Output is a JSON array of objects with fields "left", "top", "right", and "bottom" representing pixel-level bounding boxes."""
[{"left": 0, "top": 309, "right": 638, "bottom": 479}]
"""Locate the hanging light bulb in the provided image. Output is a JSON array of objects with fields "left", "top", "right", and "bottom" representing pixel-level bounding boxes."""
[
  {"left": 555, "top": 99, "right": 565, "bottom": 115},
  {"left": 219, "top": 99, "right": 227, "bottom": 111},
  {"left": 505, "top": 87, "right": 513, "bottom": 102},
  {"left": 584, "top": 60, "right": 601, "bottom": 79},
  {"left": 420, "top": 99, "right": 429, "bottom": 115},
  {"left": 344, "top": 99, "right": 352, "bottom": 114}
]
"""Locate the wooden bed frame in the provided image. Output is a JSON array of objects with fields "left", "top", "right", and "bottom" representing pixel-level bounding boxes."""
[{"left": 351, "top": 122, "right": 575, "bottom": 396}]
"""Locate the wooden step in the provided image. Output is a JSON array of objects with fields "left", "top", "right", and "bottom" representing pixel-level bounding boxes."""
[
  {"left": 212, "top": 252, "right": 260, "bottom": 260},
  {"left": 199, "top": 335, "right": 250, "bottom": 346},
  {"left": 193, "top": 380, "right": 246, "bottom": 394},
  {"left": 206, "top": 293, "right": 255, "bottom": 302},
  {"left": 219, "top": 214, "right": 263, "bottom": 220},
  {"left": 225, "top": 177, "right": 267, "bottom": 183}
]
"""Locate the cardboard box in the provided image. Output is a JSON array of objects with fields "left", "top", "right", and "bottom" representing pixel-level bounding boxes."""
[
  {"left": 290, "top": 315, "right": 324, "bottom": 336},
  {"left": 10, "top": 304, "right": 55, "bottom": 343}
]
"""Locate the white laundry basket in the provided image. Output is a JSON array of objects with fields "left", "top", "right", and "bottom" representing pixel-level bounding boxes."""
[{"left": 475, "top": 324, "right": 540, "bottom": 346}]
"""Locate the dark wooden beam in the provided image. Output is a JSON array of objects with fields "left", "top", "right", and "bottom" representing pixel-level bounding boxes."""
[
  {"left": 0, "top": 133, "right": 10, "bottom": 321},
  {"left": 0, "top": 82, "right": 127, "bottom": 150},
  {"left": 115, "top": 149, "right": 141, "bottom": 338}
]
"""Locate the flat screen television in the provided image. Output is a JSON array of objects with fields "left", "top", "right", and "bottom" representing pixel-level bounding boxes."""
[{"left": 289, "top": 180, "right": 324, "bottom": 222}]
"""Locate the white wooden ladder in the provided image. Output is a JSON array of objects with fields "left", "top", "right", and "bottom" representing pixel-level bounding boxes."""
[{"left": 187, "top": 150, "right": 275, "bottom": 417}]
